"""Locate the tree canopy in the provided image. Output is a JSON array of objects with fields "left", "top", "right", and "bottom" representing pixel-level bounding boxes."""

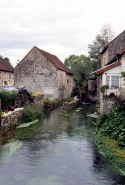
[
  {"left": 88, "top": 24, "right": 115, "bottom": 61},
  {"left": 64, "top": 55, "right": 93, "bottom": 86}
]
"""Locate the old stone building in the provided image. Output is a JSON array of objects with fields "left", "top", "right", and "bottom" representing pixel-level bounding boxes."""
[
  {"left": 0, "top": 56, "right": 14, "bottom": 86},
  {"left": 14, "top": 46, "right": 73, "bottom": 100}
]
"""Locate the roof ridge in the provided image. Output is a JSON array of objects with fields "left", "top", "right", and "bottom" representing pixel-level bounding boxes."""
[
  {"left": 14, "top": 46, "right": 73, "bottom": 75},
  {"left": 35, "top": 46, "right": 73, "bottom": 75},
  {"left": 105, "top": 30, "right": 125, "bottom": 47},
  {"left": 0, "top": 56, "right": 14, "bottom": 72}
]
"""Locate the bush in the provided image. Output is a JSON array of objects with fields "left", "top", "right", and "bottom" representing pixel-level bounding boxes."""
[
  {"left": 96, "top": 113, "right": 109, "bottom": 130},
  {"left": 20, "top": 104, "right": 44, "bottom": 123},
  {"left": 97, "top": 106, "right": 125, "bottom": 147},
  {"left": 30, "top": 92, "right": 42, "bottom": 97},
  {"left": 0, "top": 89, "right": 18, "bottom": 109}
]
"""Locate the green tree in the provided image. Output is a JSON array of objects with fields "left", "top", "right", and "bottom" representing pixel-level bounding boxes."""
[
  {"left": 64, "top": 55, "right": 93, "bottom": 86},
  {"left": 0, "top": 55, "right": 12, "bottom": 65},
  {"left": 88, "top": 24, "right": 115, "bottom": 69},
  {"left": 4, "top": 57, "right": 11, "bottom": 64}
]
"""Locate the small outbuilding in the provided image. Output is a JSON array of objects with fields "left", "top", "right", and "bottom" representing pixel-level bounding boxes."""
[{"left": 14, "top": 46, "right": 73, "bottom": 101}]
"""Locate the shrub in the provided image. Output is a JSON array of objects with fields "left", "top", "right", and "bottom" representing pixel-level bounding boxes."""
[
  {"left": 97, "top": 106, "right": 125, "bottom": 147},
  {"left": 0, "top": 89, "right": 18, "bottom": 109},
  {"left": 30, "top": 92, "right": 42, "bottom": 97},
  {"left": 96, "top": 113, "right": 109, "bottom": 130},
  {"left": 20, "top": 104, "right": 44, "bottom": 123}
]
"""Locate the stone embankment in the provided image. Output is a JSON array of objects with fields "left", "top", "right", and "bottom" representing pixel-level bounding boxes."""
[
  {"left": 63, "top": 99, "right": 81, "bottom": 110},
  {"left": 0, "top": 94, "right": 44, "bottom": 132},
  {"left": 1, "top": 108, "right": 24, "bottom": 131}
]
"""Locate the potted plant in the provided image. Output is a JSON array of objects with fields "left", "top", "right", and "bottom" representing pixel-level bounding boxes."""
[
  {"left": 10, "top": 105, "right": 15, "bottom": 111},
  {"left": 4, "top": 107, "right": 8, "bottom": 113},
  {"left": 100, "top": 84, "right": 109, "bottom": 92}
]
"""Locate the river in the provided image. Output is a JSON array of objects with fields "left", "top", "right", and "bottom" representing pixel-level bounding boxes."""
[{"left": 0, "top": 104, "right": 125, "bottom": 185}]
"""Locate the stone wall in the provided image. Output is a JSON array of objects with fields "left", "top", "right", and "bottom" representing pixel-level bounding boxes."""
[
  {"left": 63, "top": 99, "right": 81, "bottom": 110},
  {"left": 1, "top": 108, "right": 24, "bottom": 131},
  {"left": 103, "top": 97, "right": 120, "bottom": 113},
  {"left": 0, "top": 71, "right": 14, "bottom": 86},
  {"left": 14, "top": 47, "right": 73, "bottom": 101},
  {"left": 96, "top": 76, "right": 101, "bottom": 103},
  {"left": 14, "top": 47, "right": 58, "bottom": 99}
]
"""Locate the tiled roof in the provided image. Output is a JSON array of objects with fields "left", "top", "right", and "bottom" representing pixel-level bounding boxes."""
[
  {"left": 0, "top": 56, "right": 14, "bottom": 72},
  {"left": 99, "top": 30, "right": 125, "bottom": 55},
  {"left": 35, "top": 46, "right": 73, "bottom": 75},
  {"left": 106, "top": 30, "right": 125, "bottom": 47},
  {"left": 96, "top": 61, "right": 121, "bottom": 75},
  {"left": 118, "top": 47, "right": 125, "bottom": 55},
  {"left": 14, "top": 46, "right": 73, "bottom": 75}
]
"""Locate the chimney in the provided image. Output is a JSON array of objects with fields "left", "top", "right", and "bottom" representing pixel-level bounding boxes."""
[{"left": 105, "top": 37, "right": 108, "bottom": 46}]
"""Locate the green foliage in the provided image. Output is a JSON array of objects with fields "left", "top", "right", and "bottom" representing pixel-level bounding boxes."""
[
  {"left": 44, "top": 98, "right": 59, "bottom": 110},
  {"left": 71, "top": 87, "right": 80, "bottom": 97},
  {"left": 64, "top": 55, "right": 93, "bottom": 86},
  {"left": 0, "top": 55, "right": 12, "bottom": 65},
  {"left": 96, "top": 113, "right": 109, "bottom": 129},
  {"left": 20, "top": 104, "right": 44, "bottom": 123},
  {"left": 100, "top": 84, "right": 109, "bottom": 92},
  {"left": 97, "top": 106, "right": 125, "bottom": 147},
  {"left": 121, "top": 71, "right": 125, "bottom": 81},
  {"left": 88, "top": 24, "right": 115, "bottom": 61},
  {"left": 30, "top": 92, "right": 42, "bottom": 97},
  {"left": 0, "top": 89, "right": 18, "bottom": 108},
  {"left": 95, "top": 131, "right": 125, "bottom": 176}
]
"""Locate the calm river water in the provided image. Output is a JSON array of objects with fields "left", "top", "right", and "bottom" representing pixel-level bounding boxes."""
[{"left": 0, "top": 104, "right": 125, "bottom": 185}]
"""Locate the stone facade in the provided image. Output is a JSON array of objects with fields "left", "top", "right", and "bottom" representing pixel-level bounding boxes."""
[
  {"left": 102, "top": 97, "right": 120, "bottom": 113},
  {"left": 0, "top": 71, "right": 14, "bottom": 86},
  {"left": 14, "top": 47, "right": 73, "bottom": 101},
  {"left": 0, "top": 56, "right": 14, "bottom": 86}
]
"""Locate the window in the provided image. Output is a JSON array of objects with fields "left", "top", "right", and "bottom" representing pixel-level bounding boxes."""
[
  {"left": 111, "top": 76, "right": 119, "bottom": 88},
  {"left": 106, "top": 76, "right": 110, "bottom": 86},
  {"left": 104, "top": 57, "right": 106, "bottom": 65}
]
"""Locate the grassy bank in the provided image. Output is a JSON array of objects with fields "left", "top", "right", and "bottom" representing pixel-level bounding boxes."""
[
  {"left": 95, "top": 106, "right": 125, "bottom": 176},
  {"left": 95, "top": 131, "right": 125, "bottom": 176}
]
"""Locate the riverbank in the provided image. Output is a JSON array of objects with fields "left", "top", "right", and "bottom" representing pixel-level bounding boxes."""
[
  {"left": 95, "top": 106, "right": 125, "bottom": 176},
  {"left": 95, "top": 131, "right": 125, "bottom": 176}
]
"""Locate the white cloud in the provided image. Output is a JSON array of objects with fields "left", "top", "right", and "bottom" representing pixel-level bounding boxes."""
[{"left": 0, "top": 0, "right": 125, "bottom": 67}]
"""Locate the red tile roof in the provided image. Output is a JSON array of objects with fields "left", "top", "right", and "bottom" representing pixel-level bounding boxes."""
[
  {"left": 96, "top": 61, "right": 121, "bottom": 75},
  {"left": 0, "top": 56, "right": 14, "bottom": 72},
  {"left": 118, "top": 47, "right": 125, "bottom": 55},
  {"left": 14, "top": 46, "right": 73, "bottom": 75}
]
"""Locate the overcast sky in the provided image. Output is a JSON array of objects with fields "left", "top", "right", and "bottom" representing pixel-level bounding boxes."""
[{"left": 0, "top": 0, "right": 125, "bottom": 67}]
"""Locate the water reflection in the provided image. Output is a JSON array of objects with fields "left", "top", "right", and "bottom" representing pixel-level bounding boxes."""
[{"left": 0, "top": 105, "right": 125, "bottom": 184}]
